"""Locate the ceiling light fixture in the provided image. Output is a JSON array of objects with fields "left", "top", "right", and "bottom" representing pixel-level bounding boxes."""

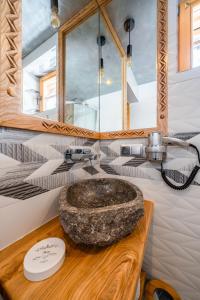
[
  {"left": 51, "top": 0, "right": 61, "bottom": 29},
  {"left": 106, "top": 79, "right": 112, "bottom": 85},
  {"left": 124, "top": 18, "right": 135, "bottom": 66},
  {"left": 97, "top": 35, "right": 106, "bottom": 82}
]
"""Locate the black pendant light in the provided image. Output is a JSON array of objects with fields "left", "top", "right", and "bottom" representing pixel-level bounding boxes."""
[
  {"left": 51, "top": 0, "right": 60, "bottom": 29},
  {"left": 124, "top": 18, "right": 135, "bottom": 66},
  {"left": 97, "top": 35, "right": 106, "bottom": 81}
]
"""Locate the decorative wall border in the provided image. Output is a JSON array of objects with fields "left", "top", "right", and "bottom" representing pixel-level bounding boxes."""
[
  {"left": 157, "top": 0, "right": 168, "bottom": 134},
  {"left": 41, "top": 120, "right": 99, "bottom": 138},
  {"left": 100, "top": 128, "right": 156, "bottom": 140},
  {"left": 0, "top": 0, "right": 21, "bottom": 114},
  {"left": 0, "top": 0, "right": 168, "bottom": 140}
]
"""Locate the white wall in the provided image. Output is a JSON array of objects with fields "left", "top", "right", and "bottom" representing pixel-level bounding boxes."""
[{"left": 0, "top": 188, "right": 61, "bottom": 250}]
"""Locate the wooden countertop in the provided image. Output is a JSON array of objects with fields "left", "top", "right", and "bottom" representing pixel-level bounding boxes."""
[{"left": 0, "top": 200, "right": 153, "bottom": 300}]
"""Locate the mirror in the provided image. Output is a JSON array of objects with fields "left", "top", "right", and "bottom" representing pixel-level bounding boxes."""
[
  {"left": 99, "top": 15, "right": 123, "bottom": 132},
  {"left": 64, "top": 12, "right": 99, "bottom": 131},
  {"left": 63, "top": 0, "right": 158, "bottom": 132},
  {"left": 0, "top": 0, "right": 167, "bottom": 139},
  {"left": 104, "top": 0, "right": 157, "bottom": 131},
  {"left": 22, "top": 1, "right": 58, "bottom": 120}
]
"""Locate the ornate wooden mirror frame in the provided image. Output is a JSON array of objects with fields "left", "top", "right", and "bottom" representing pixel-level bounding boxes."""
[{"left": 0, "top": 0, "right": 167, "bottom": 140}]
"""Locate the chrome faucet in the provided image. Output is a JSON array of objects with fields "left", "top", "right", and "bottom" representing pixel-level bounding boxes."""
[{"left": 64, "top": 148, "right": 97, "bottom": 164}]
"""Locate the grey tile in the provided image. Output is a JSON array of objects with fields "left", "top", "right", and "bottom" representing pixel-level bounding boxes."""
[
  {"left": 100, "top": 145, "right": 118, "bottom": 158},
  {"left": 83, "top": 166, "right": 99, "bottom": 175},
  {"left": 51, "top": 145, "right": 69, "bottom": 154},
  {"left": 0, "top": 162, "right": 43, "bottom": 185},
  {"left": 123, "top": 157, "right": 147, "bottom": 167},
  {"left": 83, "top": 139, "right": 98, "bottom": 146},
  {"left": 26, "top": 172, "right": 75, "bottom": 190},
  {"left": 0, "top": 143, "right": 47, "bottom": 163},
  {"left": 174, "top": 132, "right": 200, "bottom": 140},
  {"left": 100, "top": 164, "right": 119, "bottom": 175},
  {"left": 0, "top": 182, "right": 49, "bottom": 200},
  {"left": 0, "top": 127, "right": 38, "bottom": 143},
  {"left": 52, "top": 162, "right": 75, "bottom": 174},
  {"left": 158, "top": 169, "right": 200, "bottom": 186}
]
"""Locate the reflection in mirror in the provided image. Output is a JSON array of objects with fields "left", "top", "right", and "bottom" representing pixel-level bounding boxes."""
[
  {"left": 22, "top": 46, "right": 58, "bottom": 120},
  {"left": 21, "top": 0, "right": 92, "bottom": 121},
  {"left": 64, "top": 13, "right": 99, "bottom": 131},
  {"left": 106, "top": 0, "right": 157, "bottom": 130},
  {"left": 22, "top": 1, "right": 58, "bottom": 120},
  {"left": 20, "top": 0, "right": 162, "bottom": 134},
  {"left": 153, "top": 289, "right": 174, "bottom": 300},
  {"left": 99, "top": 16, "right": 123, "bottom": 132}
]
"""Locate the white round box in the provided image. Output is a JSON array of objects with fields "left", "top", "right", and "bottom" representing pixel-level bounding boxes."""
[{"left": 23, "top": 237, "right": 66, "bottom": 281}]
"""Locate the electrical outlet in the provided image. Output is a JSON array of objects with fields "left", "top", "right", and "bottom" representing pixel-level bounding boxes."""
[{"left": 120, "top": 144, "right": 145, "bottom": 157}]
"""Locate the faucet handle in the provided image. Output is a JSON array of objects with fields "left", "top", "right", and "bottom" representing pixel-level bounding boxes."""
[{"left": 64, "top": 147, "right": 97, "bottom": 163}]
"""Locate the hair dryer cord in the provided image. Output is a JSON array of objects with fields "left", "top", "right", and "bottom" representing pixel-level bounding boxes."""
[{"left": 161, "top": 143, "right": 200, "bottom": 190}]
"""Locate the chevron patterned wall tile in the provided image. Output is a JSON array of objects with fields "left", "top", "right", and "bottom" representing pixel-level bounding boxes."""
[
  {"left": 0, "top": 182, "right": 49, "bottom": 200},
  {"left": 0, "top": 129, "right": 99, "bottom": 207},
  {"left": 0, "top": 127, "right": 200, "bottom": 300},
  {"left": 0, "top": 143, "right": 47, "bottom": 163},
  {"left": 0, "top": 127, "right": 38, "bottom": 143},
  {"left": 25, "top": 171, "right": 76, "bottom": 191},
  {"left": 0, "top": 1, "right": 200, "bottom": 298},
  {"left": 0, "top": 162, "right": 44, "bottom": 186},
  {"left": 52, "top": 161, "right": 75, "bottom": 174}
]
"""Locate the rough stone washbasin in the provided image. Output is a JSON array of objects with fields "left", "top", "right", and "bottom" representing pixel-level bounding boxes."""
[{"left": 59, "top": 178, "right": 144, "bottom": 247}]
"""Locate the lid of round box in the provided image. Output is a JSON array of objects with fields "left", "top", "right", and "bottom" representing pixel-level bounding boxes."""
[{"left": 23, "top": 237, "right": 66, "bottom": 281}]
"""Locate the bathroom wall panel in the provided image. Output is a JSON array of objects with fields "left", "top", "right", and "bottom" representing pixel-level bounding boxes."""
[{"left": 0, "top": 127, "right": 99, "bottom": 249}]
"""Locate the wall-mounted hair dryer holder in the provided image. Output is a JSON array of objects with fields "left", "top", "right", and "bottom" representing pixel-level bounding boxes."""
[{"left": 146, "top": 132, "right": 200, "bottom": 190}]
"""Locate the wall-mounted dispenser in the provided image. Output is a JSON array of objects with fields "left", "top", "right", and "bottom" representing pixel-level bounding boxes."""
[{"left": 121, "top": 132, "right": 200, "bottom": 190}]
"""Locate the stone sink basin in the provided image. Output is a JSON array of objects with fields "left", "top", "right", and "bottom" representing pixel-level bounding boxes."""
[{"left": 59, "top": 178, "right": 144, "bottom": 247}]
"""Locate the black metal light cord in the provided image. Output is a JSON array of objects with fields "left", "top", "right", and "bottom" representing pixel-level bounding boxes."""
[{"left": 161, "top": 143, "right": 200, "bottom": 190}]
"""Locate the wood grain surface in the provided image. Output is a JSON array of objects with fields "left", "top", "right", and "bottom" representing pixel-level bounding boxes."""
[{"left": 0, "top": 201, "right": 153, "bottom": 300}]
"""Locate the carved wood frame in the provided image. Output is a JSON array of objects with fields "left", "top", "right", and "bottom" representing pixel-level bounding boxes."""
[{"left": 0, "top": 0, "right": 168, "bottom": 140}]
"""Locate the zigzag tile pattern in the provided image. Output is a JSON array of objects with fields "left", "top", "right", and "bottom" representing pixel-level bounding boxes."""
[
  {"left": 83, "top": 166, "right": 99, "bottom": 175},
  {"left": 123, "top": 157, "right": 147, "bottom": 167},
  {"left": 0, "top": 181, "right": 48, "bottom": 200},
  {"left": 52, "top": 161, "right": 75, "bottom": 174},
  {"left": 0, "top": 143, "right": 47, "bottom": 163},
  {"left": 0, "top": 162, "right": 43, "bottom": 186},
  {"left": 100, "top": 164, "right": 119, "bottom": 175},
  {"left": 158, "top": 169, "right": 200, "bottom": 186},
  {"left": 0, "top": 129, "right": 200, "bottom": 300},
  {"left": 99, "top": 134, "right": 200, "bottom": 186}
]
